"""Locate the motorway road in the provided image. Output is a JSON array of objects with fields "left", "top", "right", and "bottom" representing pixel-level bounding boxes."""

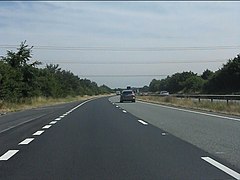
[
  {"left": 0, "top": 96, "right": 239, "bottom": 179},
  {"left": 110, "top": 96, "right": 240, "bottom": 169}
]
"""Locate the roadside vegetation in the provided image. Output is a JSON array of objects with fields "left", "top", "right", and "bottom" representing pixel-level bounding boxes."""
[
  {"left": 0, "top": 41, "right": 112, "bottom": 112},
  {"left": 149, "top": 54, "right": 240, "bottom": 94},
  {"left": 0, "top": 94, "right": 112, "bottom": 113},
  {"left": 137, "top": 95, "right": 240, "bottom": 116},
  {"left": 145, "top": 53, "right": 240, "bottom": 115}
]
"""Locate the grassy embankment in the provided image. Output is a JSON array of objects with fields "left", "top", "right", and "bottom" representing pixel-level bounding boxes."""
[
  {"left": 137, "top": 95, "right": 240, "bottom": 116},
  {"left": 0, "top": 94, "right": 112, "bottom": 113}
]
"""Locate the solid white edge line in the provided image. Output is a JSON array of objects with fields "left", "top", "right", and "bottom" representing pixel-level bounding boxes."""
[
  {"left": 201, "top": 157, "right": 240, "bottom": 179},
  {"left": 18, "top": 138, "right": 34, "bottom": 145},
  {"left": 138, "top": 120, "right": 148, "bottom": 125},
  {"left": 53, "top": 100, "right": 93, "bottom": 123},
  {"left": 33, "top": 130, "right": 44, "bottom": 136},
  {"left": 138, "top": 101, "right": 240, "bottom": 122},
  {"left": 68, "top": 99, "right": 93, "bottom": 112},
  {"left": 0, "top": 150, "right": 19, "bottom": 161}
]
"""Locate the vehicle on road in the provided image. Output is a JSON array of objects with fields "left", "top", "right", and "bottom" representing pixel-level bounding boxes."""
[
  {"left": 159, "top": 91, "right": 169, "bottom": 96},
  {"left": 116, "top": 91, "right": 121, "bottom": 95},
  {"left": 120, "top": 90, "right": 136, "bottom": 103}
]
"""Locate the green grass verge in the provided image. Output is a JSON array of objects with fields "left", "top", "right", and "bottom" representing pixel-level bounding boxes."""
[{"left": 137, "top": 95, "right": 240, "bottom": 116}]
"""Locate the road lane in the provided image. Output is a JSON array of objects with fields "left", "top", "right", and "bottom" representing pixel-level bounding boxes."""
[
  {"left": 0, "top": 97, "right": 237, "bottom": 179},
  {"left": 109, "top": 96, "right": 240, "bottom": 170},
  {"left": 0, "top": 101, "right": 83, "bottom": 157},
  {"left": 0, "top": 101, "right": 81, "bottom": 134}
]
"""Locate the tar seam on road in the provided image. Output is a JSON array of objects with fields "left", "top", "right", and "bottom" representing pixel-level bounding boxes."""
[
  {"left": 0, "top": 114, "right": 47, "bottom": 134},
  {"left": 201, "top": 157, "right": 240, "bottom": 179}
]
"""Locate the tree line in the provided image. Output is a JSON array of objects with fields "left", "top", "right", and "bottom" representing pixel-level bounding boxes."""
[
  {"left": 149, "top": 54, "right": 240, "bottom": 94},
  {"left": 0, "top": 41, "right": 112, "bottom": 102}
]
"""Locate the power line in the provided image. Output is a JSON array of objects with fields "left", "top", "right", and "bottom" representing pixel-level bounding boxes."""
[
  {"left": 0, "top": 45, "right": 240, "bottom": 51},
  {"left": 79, "top": 74, "right": 168, "bottom": 77},
  {"left": 42, "top": 59, "right": 227, "bottom": 65}
]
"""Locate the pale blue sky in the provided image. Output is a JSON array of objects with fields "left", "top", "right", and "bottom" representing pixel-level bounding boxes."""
[{"left": 0, "top": 1, "right": 240, "bottom": 88}]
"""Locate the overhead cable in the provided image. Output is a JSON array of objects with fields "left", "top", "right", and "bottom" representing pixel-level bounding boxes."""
[{"left": 0, "top": 45, "right": 239, "bottom": 51}]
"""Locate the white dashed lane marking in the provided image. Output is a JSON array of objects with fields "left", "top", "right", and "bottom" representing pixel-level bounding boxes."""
[
  {"left": 49, "top": 121, "right": 57, "bottom": 125},
  {"left": 42, "top": 125, "right": 52, "bottom": 129},
  {"left": 18, "top": 138, "right": 34, "bottom": 145},
  {"left": 138, "top": 120, "right": 148, "bottom": 125},
  {"left": 33, "top": 130, "right": 44, "bottom": 136},
  {"left": 201, "top": 157, "right": 240, "bottom": 179},
  {"left": 0, "top": 100, "right": 94, "bottom": 163},
  {"left": 0, "top": 150, "right": 19, "bottom": 161},
  {"left": 122, "top": 110, "right": 127, "bottom": 113}
]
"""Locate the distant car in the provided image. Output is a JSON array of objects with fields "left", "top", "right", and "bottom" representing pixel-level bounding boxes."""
[
  {"left": 160, "top": 91, "right": 169, "bottom": 96},
  {"left": 120, "top": 90, "right": 136, "bottom": 103},
  {"left": 116, "top": 91, "right": 121, "bottom": 95}
]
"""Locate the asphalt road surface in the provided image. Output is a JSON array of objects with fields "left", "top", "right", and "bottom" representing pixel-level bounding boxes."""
[
  {"left": 0, "top": 96, "right": 239, "bottom": 179},
  {"left": 109, "top": 96, "right": 240, "bottom": 170}
]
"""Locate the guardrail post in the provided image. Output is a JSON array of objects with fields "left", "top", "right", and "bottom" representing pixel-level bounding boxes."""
[
  {"left": 227, "top": 99, "right": 229, "bottom": 104},
  {"left": 211, "top": 99, "right": 213, "bottom": 103},
  {"left": 198, "top": 98, "right": 201, "bottom": 102}
]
